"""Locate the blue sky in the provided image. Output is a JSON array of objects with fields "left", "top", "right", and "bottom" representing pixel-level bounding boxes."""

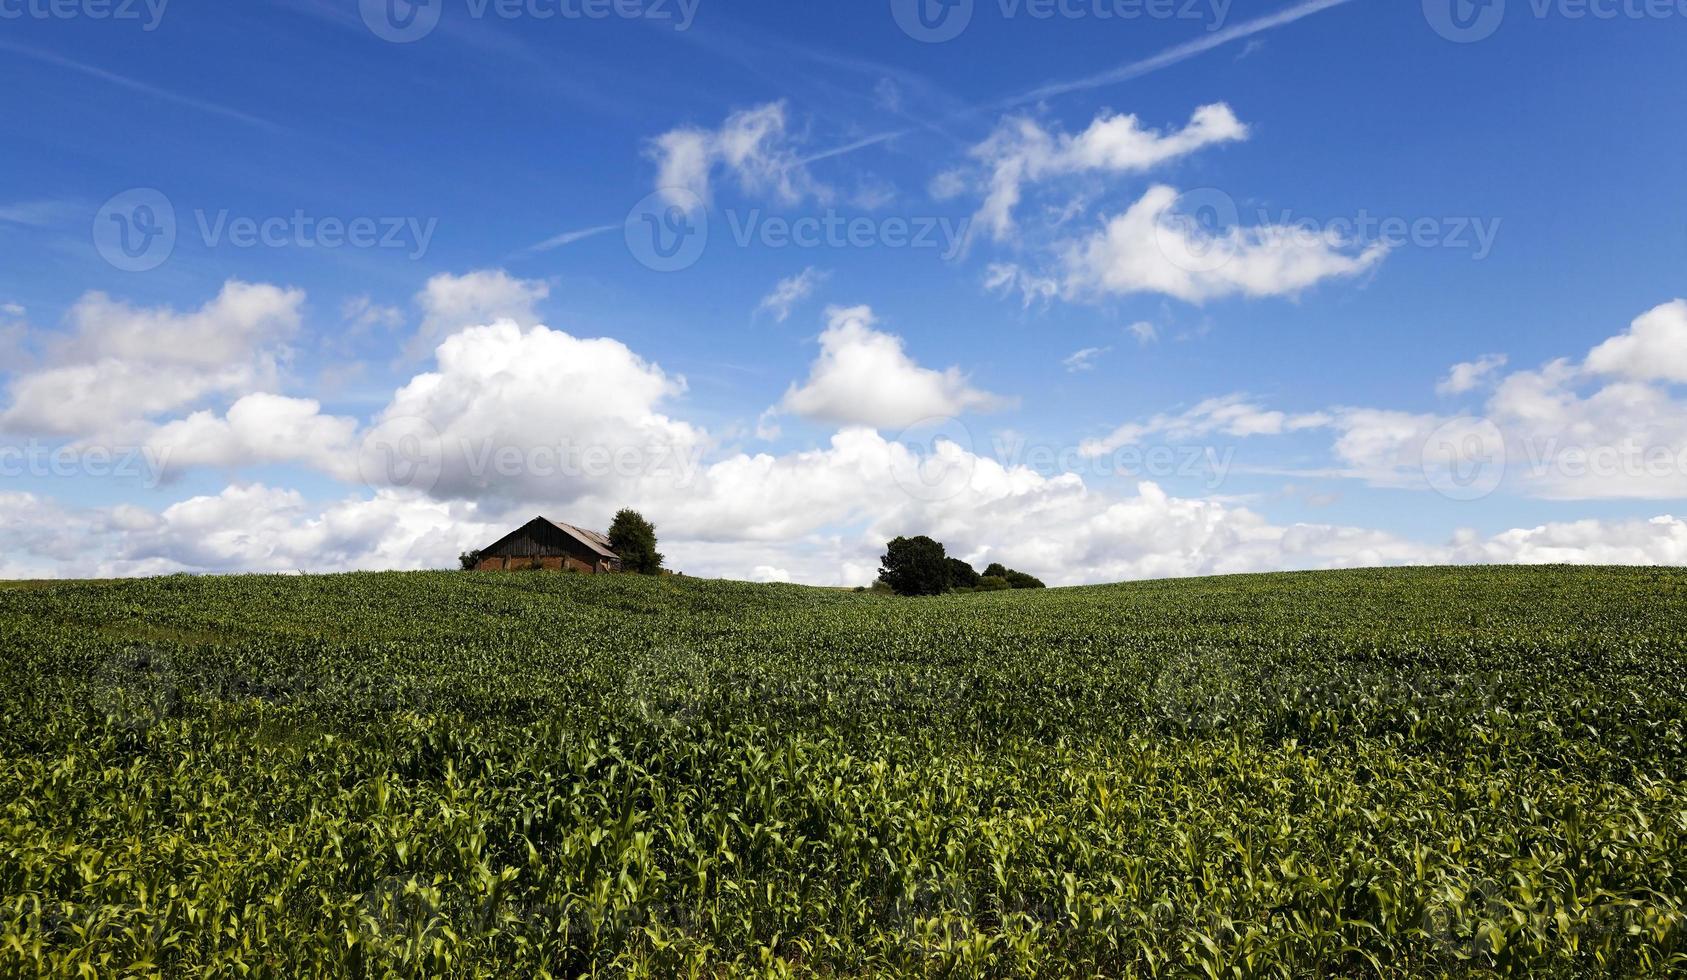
[{"left": 1, "top": 0, "right": 1685, "bottom": 582}]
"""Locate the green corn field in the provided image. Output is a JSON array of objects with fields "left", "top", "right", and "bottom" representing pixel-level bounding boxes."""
[{"left": 1, "top": 565, "right": 1683, "bottom": 977}]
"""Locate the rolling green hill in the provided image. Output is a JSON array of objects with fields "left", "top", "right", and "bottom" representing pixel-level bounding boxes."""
[{"left": 2, "top": 566, "right": 1683, "bottom": 976}]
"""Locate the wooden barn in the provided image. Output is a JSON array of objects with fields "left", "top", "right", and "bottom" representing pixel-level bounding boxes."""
[{"left": 474, "top": 517, "right": 623, "bottom": 574}]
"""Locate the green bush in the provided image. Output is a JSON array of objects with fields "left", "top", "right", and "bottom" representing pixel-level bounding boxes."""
[
  {"left": 608, "top": 509, "right": 664, "bottom": 575},
  {"left": 879, "top": 536, "right": 949, "bottom": 596},
  {"left": 945, "top": 557, "right": 981, "bottom": 590}
]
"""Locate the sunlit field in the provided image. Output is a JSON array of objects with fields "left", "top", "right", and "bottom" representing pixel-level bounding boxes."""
[{"left": 2, "top": 566, "right": 1683, "bottom": 976}]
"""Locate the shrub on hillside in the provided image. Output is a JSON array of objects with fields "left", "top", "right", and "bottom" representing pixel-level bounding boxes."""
[
  {"left": 946, "top": 558, "right": 981, "bottom": 590},
  {"left": 880, "top": 536, "right": 950, "bottom": 596},
  {"left": 977, "top": 562, "right": 1045, "bottom": 589},
  {"left": 609, "top": 509, "right": 665, "bottom": 575}
]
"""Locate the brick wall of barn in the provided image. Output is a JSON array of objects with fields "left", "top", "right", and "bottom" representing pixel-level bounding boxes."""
[{"left": 477, "top": 555, "right": 601, "bottom": 573}]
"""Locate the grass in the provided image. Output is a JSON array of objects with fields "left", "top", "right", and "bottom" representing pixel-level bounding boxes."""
[{"left": 0, "top": 565, "right": 1683, "bottom": 977}]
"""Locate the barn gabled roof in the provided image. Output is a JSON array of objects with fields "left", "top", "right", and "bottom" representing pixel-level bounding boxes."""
[
  {"left": 479, "top": 517, "right": 620, "bottom": 560},
  {"left": 549, "top": 520, "right": 619, "bottom": 560}
]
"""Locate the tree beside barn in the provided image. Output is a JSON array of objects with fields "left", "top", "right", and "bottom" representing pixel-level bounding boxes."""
[{"left": 608, "top": 509, "right": 664, "bottom": 575}]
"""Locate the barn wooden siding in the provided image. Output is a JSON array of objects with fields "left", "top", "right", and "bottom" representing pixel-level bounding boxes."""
[
  {"left": 481, "top": 520, "right": 585, "bottom": 559},
  {"left": 475, "top": 518, "right": 623, "bottom": 574}
]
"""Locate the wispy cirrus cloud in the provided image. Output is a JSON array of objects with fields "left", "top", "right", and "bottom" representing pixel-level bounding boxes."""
[
  {"left": 756, "top": 267, "right": 830, "bottom": 322},
  {"left": 527, "top": 224, "right": 619, "bottom": 253},
  {"left": 650, "top": 101, "right": 832, "bottom": 211},
  {"left": 958, "top": 103, "right": 1248, "bottom": 242},
  {"left": 1003, "top": 0, "right": 1363, "bottom": 107},
  {"left": 0, "top": 39, "right": 283, "bottom": 132},
  {"left": 1063, "top": 346, "right": 1110, "bottom": 372}
]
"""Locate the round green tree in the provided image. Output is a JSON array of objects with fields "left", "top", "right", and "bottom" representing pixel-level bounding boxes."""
[
  {"left": 608, "top": 509, "right": 665, "bottom": 575},
  {"left": 880, "top": 536, "right": 949, "bottom": 596}
]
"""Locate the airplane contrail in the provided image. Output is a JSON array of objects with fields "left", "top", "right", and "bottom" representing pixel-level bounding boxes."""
[
  {"left": 1004, "top": 0, "right": 1365, "bottom": 107},
  {"left": 801, "top": 0, "right": 1364, "bottom": 164},
  {"left": 0, "top": 39, "right": 283, "bottom": 132}
]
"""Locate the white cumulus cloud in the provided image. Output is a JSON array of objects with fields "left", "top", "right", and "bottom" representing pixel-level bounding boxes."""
[
  {"left": 0, "top": 281, "right": 303, "bottom": 439},
  {"left": 777, "top": 306, "right": 1013, "bottom": 429},
  {"left": 1058, "top": 185, "right": 1388, "bottom": 304},
  {"left": 412, "top": 269, "right": 548, "bottom": 359},
  {"left": 1584, "top": 299, "right": 1687, "bottom": 384}
]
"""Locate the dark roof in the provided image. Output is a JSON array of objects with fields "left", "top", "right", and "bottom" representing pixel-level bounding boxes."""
[
  {"left": 479, "top": 517, "right": 620, "bottom": 561},
  {"left": 549, "top": 520, "right": 619, "bottom": 560}
]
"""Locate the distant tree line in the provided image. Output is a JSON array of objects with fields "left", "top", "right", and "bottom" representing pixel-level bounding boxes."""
[{"left": 876, "top": 536, "right": 1046, "bottom": 597}]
